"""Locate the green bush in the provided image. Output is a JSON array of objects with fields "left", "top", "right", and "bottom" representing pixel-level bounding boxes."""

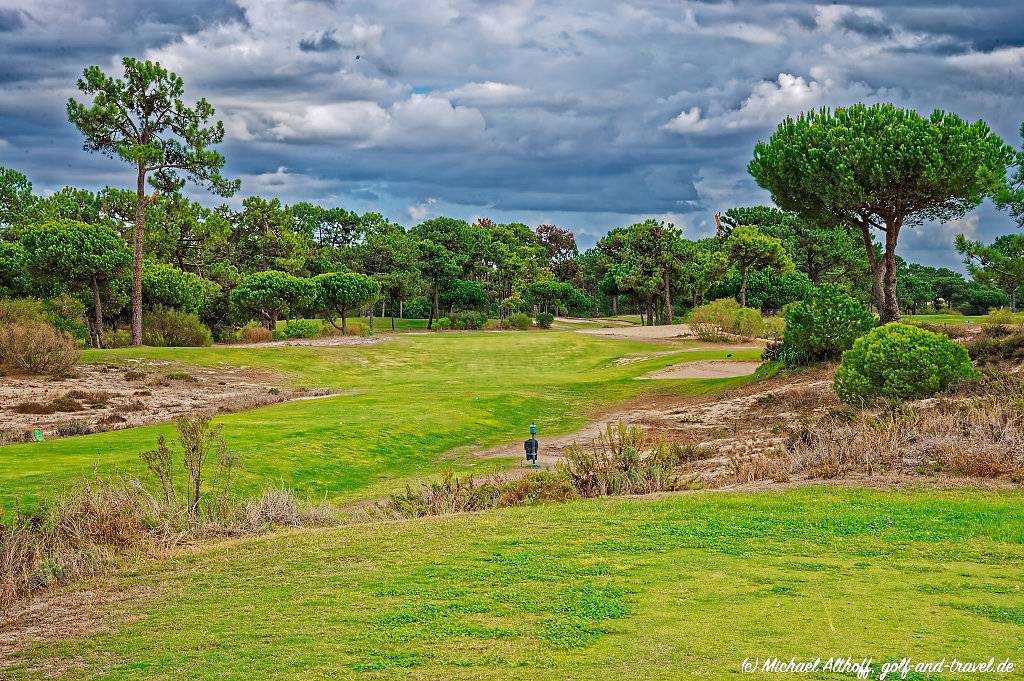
[
  {"left": 142, "top": 306, "right": 213, "bottom": 347},
  {"left": 281, "top": 320, "right": 321, "bottom": 339},
  {"left": 763, "top": 316, "right": 785, "bottom": 340},
  {"left": 106, "top": 329, "right": 132, "bottom": 348},
  {"left": 783, "top": 284, "right": 876, "bottom": 363},
  {"left": 731, "top": 307, "right": 765, "bottom": 339},
  {"left": 506, "top": 313, "right": 533, "bottom": 330},
  {"left": 687, "top": 298, "right": 766, "bottom": 340},
  {"left": 436, "top": 317, "right": 452, "bottom": 330},
  {"left": 984, "top": 309, "right": 1024, "bottom": 327},
  {"left": 833, "top": 323, "right": 978, "bottom": 404},
  {"left": 448, "top": 311, "right": 487, "bottom": 330},
  {"left": 536, "top": 312, "right": 555, "bottom": 329}
]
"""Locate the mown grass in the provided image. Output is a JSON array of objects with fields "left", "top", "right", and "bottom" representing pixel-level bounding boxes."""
[
  {"left": 903, "top": 313, "right": 985, "bottom": 325},
  {"left": 0, "top": 331, "right": 761, "bottom": 510},
  {"left": 6, "top": 487, "right": 1022, "bottom": 679}
]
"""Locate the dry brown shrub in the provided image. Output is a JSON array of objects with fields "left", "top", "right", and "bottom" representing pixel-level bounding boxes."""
[
  {"left": 729, "top": 448, "right": 791, "bottom": 484},
  {"left": 789, "top": 412, "right": 907, "bottom": 478},
  {"left": 0, "top": 322, "right": 80, "bottom": 375},
  {"left": 240, "top": 326, "right": 273, "bottom": 343}
]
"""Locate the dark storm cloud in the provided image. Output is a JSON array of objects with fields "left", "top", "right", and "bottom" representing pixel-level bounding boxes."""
[{"left": 1, "top": 0, "right": 1023, "bottom": 267}]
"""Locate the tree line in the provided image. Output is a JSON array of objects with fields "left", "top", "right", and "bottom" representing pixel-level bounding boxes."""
[{"left": 2, "top": 58, "right": 1024, "bottom": 347}]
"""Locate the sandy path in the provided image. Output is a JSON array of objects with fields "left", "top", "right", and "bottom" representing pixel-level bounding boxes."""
[
  {"left": 579, "top": 323, "right": 695, "bottom": 340},
  {"left": 640, "top": 360, "right": 762, "bottom": 379}
]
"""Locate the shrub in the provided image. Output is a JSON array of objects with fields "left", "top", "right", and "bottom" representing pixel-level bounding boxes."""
[
  {"left": 833, "top": 323, "right": 978, "bottom": 404},
  {"left": 783, "top": 284, "right": 876, "bottom": 364},
  {"left": 436, "top": 317, "right": 452, "bottom": 330},
  {"left": 687, "top": 298, "right": 766, "bottom": 340},
  {"left": 0, "top": 322, "right": 80, "bottom": 375},
  {"left": 497, "top": 471, "right": 578, "bottom": 506},
  {"left": 344, "top": 320, "right": 366, "bottom": 336},
  {"left": 984, "top": 308, "right": 1024, "bottom": 327},
  {"left": 562, "top": 422, "right": 681, "bottom": 497},
  {"left": 106, "top": 329, "right": 132, "bottom": 348},
  {"left": 763, "top": 316, "right": 785, "bottom": 340},
  {"left": 240, "top": 326, "right": 273, "bottom": 343},
  {"left": 536, "top": 312, "right": 555, "bottom": 329},
  {"left": 0, "top": 298, "right": 48, "bottom": 325},
  {"left": 44, "top": 294, "right": 89, "bottom": 341},
  {"left": 142, "top": 306, "right": 212, "bottom": 347},
  {"left": 506, "top": 313, "right": 533, "bottom": 330},
  {"left": 281, "top": 320, "right": 321, "bottom": 339},
  {"left": 732, "top": 307, "right": 765, "bottom": 339},
  {"left": 449, "top": 311, "right": 487, "bottom": 330}
]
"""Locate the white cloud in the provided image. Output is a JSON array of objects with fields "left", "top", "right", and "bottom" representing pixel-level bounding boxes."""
[
  {"left": 407, "top": 197, "right": 439, "bottom": 223},
  {"left": 443, "top": 81, "right": 530, "bottom": 106},
  {"left": 948, "top": 46, "right": 1024, "bottom": 73},
  {"left": 664, "top": 73, "right": 880, "bottom": 134},
  {"left": 661, "top": 106, "right": 707, "bottom": 134},
  {"left": 269, "top": 102, "right": 391, "bottom": 141}
]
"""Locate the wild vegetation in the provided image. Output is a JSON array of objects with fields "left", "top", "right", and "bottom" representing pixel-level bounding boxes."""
[{"left": 4, "top": 55, "right": 1024, "bottom": 680}]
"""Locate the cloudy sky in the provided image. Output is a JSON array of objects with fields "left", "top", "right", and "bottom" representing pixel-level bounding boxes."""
[{"left": 2, "top": 0, "right": 1023, "bottom": 268}]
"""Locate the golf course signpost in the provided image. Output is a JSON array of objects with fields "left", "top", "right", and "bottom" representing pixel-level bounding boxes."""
[{"left": 524, "top": 422, "right": 539, "bottom": 467}]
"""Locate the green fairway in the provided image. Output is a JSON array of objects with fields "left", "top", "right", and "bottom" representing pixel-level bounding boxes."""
[
  {"left": 8, "top": 487, "right": 1022, "bottom": 679},
  {"left": 903, "top": 313, "right": 985, "bottom": 325},
  {"left": 0, "top": 331, "right": 761, "bottom": 510}
]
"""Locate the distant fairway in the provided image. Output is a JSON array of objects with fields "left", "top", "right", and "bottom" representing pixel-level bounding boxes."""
[{"left": 0, "top": 330, "right": 761, "bottom": 510}]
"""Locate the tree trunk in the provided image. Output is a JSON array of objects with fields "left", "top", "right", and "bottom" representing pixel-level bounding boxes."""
[
  {"left": 739, "top": 266, "right": 749, "bottom": 308},
  {"left": 400, "top": 299, "right": 404, "bottom": 319},
  {"left": 268, "top": 311, "right": 278, "bottom": 332},
  {"left": 1012, "top": 288, "right": 1017, "bottom": 313},
  {"left": 880, "top": 224, "right": 902, "bottom": 323},
  {"left": 663, "top": 272, "right": 673, "bottom": 325},
  {"left": 856, "top": 218, "right": 884, "bottom": 314},
  {"left": 132, "top": 164, "right": 146, "bottom": 346},
  {"left": 427, "top": 284, "right": 436, "bottom": 330},
  {"left": 368, "top": 304, "right": 374, "bottom": 335},
  {"left": 91, "top": 274, "right": 105, "bottom": 349},
  {"left": 611, "top": 294, "right": 618, "bottom": 317},
  {"left": 646, "top": 305, "right": 653, "bottom": 326}
]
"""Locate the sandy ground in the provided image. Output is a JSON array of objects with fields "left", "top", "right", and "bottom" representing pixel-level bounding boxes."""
[
  {"left": 468, "top": 365, "right": 835, "bottom": 484},
  {"left": 579, "top": 323, "right": 695, "bottom": 340},
  {"left": 640, "top": 359, "right": 762, "bottom": 379},
  {"left": 0, "top": 362, "right": 331, "bottom": 444}
]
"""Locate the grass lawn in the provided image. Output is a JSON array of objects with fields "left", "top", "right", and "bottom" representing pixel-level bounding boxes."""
[
  {"left": 904, "top": 313, "right": 986, "bottom": 325},
  {"left": 0, "top": 331, "right": 761, "bottom": 510},
  {"left": 7, "top": 487, "right": 1023, "bottom": 679}
]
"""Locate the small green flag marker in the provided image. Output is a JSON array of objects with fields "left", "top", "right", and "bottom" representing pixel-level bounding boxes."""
[{"left": 33, "top": 429, "right": 44, "bottom": 442}]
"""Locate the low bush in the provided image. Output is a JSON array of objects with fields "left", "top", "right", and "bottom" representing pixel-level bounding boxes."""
[
  {"left": 732, "top": 307, "right": 765, "bottom": 338},
  {"left": 536, "top": 312, "right": 555, "bottom": 329},
  {"left": 106, "top": 329, "right": 133, "bottom": 348},
  {"left": 506, "top": 312, "right": 533, "bottom": 330},
  {"left": 687, "top": 298, "right": 741, "bottom": 341},
  {"left": 833, "top": 323, "right": 978, "bottom": 404},
  {"left": 281, "top": 320, "right": 321, "bottom": 339},
  {"left": 968, "top": 330, "right": 1024, "bottom": 366},
  {"left": 0, "top": 298, "right": 48, "bottom": 325},
  {"left": 562, "top": 422, "right": 687, "bottom": 497},
  {"left": 142, "top": 306, "right": 212, "bottom": 347},
  {"left": 436, "top": 316, "right": 452, "bottom": 330},
  {"left": 0, "top": 322, "right": 80, "bottom": 375},
  {"left": 448, "top": 311, "right": 487, "bottom": 330},
  {"left": 983, "top": 308, "right": 1024, "bottom": 327},
  {"left": 687, "top": 298, "right": 767, "bottom": 341},
  {"left": 240, "top": 325, "right": 273, "bottom": 343},
  {"left": 762, "top": 316, "right": 785, "bottom": 340},
  {"left": 782, "top": 284, "right": 876, "bottom": 364},
  {"left": 497, "top": 471, "right": 578, "bottom": 505}
]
